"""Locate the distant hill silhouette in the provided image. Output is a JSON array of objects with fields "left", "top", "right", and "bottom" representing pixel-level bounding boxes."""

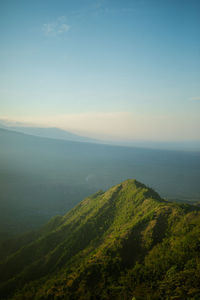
[
  {"left": 1, "top": 120, "right": 199, "bottom": 151},
  {"left": 0, "top": 122, "right": 98, "bottom": 143}
]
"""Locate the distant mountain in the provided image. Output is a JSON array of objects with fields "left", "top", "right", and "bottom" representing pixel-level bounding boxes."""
[
  {"left": 0, "top": 119, "right": 200, "bottom": 152},
  {"left": 1, "top": 120, "right": 199, "bottom": 151},
  {"left": 114, "top": 139, "right": 200, "bottom": 152},
  {"left": 0, "top": 122, "right": 98, "bottom": 143},
  {"left": 0, "top": 179, "right": 200, "bottom": 299}
]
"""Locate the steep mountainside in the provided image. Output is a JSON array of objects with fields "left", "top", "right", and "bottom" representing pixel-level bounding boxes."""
[{"left": 0, "top": 179, "right": 200, "bottom": 299}]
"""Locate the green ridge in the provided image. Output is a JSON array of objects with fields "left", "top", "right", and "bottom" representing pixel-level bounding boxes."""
[{"left": 0, "top": 179, "right": 200, "bottom": 299}]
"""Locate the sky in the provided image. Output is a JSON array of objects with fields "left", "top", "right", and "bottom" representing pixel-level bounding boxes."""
[{"left": 0, "top": 0, "right": 200, "bottom": 141}]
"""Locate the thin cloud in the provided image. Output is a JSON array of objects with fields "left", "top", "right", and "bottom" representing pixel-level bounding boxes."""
[
  {"left": 57, "top": 24, "right": 71, "bottom": 34},
  {"left": 189, "top": 97, "right": 200, "bottom": 101},
  {"left": 42, "top": 17, "right": 71, "bottom": 36}
]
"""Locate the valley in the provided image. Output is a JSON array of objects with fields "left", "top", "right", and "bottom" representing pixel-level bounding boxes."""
[{"left": 1, "top": 128, "right": 200, "bottom": 236}]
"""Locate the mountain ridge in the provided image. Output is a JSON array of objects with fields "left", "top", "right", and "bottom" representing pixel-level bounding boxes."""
[
  {"left": 1, "top": 121, "right": 200, "bottom": 151},
  {"left": 0, "top": 179, "right": 200, "bottom": 299},
  {"left": 0, "top": 122, "right": 99, "bottom": 144}
]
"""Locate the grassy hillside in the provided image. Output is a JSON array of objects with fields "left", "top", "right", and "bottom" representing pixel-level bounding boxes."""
[
  {"left": 0, "top": 179, "right": 200, "bottom": 299},
  {"left": 1, "top": 127, "right": 200, "bottom": 236}
]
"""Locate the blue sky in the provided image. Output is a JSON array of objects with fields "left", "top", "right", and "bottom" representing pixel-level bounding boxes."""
[{"left": 0, "top": 0, "right": 200, "bottom": 141}]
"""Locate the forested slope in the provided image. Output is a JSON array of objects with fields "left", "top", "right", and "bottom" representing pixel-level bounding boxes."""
[{"left": 0, "top": 179, "right": 200, "bottom": 299}]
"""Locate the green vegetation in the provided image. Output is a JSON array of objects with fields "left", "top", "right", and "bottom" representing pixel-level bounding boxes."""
[{"left": 0, "top": 179, "right": 200, "bottom": 299}]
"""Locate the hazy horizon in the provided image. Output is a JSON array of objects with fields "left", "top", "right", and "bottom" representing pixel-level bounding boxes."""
[{"left": 1, "top": 0, "right": 200, "bottom": 142}]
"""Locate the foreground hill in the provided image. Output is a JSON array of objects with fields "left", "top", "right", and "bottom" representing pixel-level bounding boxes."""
[{"left": 0, "top": 179, "right": 200, "bottom": 299}]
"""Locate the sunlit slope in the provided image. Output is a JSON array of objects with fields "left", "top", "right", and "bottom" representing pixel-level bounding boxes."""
[{"left": 0, "top": 179, "right": 200, "bottom": 299}]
